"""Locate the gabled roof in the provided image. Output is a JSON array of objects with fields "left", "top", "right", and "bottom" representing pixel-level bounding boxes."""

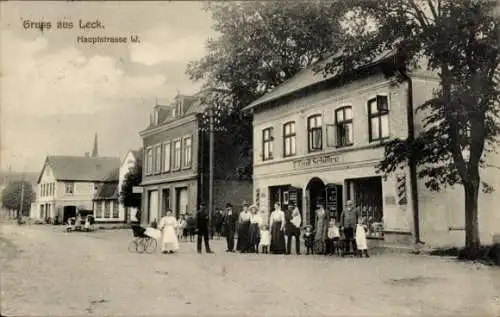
[
  {"left": 94, "top": 181, "right": 119, "bottom": 200},
  {"left": 243, "top": 49, "right": 396, "bottom": 111},
  {"left": 120, "top": 148, "right": 143, "bottom": 166},
  {"left": 38, "top": 156, "right": 120, "bottom": 183}
]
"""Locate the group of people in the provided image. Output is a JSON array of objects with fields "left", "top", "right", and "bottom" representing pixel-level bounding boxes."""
[{"left": 154, "top": 199, "right": 370, "bottom": 258}]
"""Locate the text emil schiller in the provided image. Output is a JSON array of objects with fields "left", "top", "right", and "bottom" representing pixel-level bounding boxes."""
[{"left": 293, "top": 154, "right": 341, "bottom": 170}]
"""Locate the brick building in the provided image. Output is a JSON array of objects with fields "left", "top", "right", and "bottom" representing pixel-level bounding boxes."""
[
  {"left": 138, "top": 93, "right": 252, "bottom": 224},
  {"left": 244, "top": 51, "right": 500, "bottom": 248}
]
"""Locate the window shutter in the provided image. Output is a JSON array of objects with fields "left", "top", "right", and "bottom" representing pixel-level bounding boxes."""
[{"left": 326, "top": 124, "right": 336, "bottom": 147}]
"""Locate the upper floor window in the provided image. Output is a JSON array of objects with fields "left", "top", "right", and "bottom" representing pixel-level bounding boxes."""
[
  {"left": 368, "top": 95, "right": 390, "bottom": 142},
  {"left": 65, "top": 182, "right": 74, "bottom": 195},
  {"left": 146, "top": 148, "right": 153, "bottom": 175},
  {"left": 262, "top": 127, "right": 274, "bottom": 161},
  {"left": 154, "top": 144, "right": 162, "bottom": 174},
  {"left": 173, "top": 140, "right": 182, "bottom": 170},
  {"left": 153, "top": 110, "right": 159, "bottom": 125},
  {"left": 283, "top": 122, "right": 296, "bottom": 157},
  {"left": 307, "top": 114, "right": 322, "bottom": 152},
  {"left": 183, "top": 136, "right": 192, "bottom": 168},
  {"left": 163, "top": 142, "right": 171, "bottom": 173},
  {"left": 176, "top": 100, "right": 183, "bottom": 117},
  {"left": 335, "top": 106, "right": 354, "bottom": 147}
]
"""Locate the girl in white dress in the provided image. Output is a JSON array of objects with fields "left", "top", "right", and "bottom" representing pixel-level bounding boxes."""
[
  {"left": 355, "top": 216, "right": 369, "bottom": 258},
  {"left": 159, "top": 210, "right": 179, "bottom": 254}
]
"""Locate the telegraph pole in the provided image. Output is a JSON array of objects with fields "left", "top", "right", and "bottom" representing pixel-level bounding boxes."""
[
  {"left": 208, "top": 106, "right": 214, "bottom": 239},
  {"left": 18, "top": 173, "right": 25, "bottom": 225}
]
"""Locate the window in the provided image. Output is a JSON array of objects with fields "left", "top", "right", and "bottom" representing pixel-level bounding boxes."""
[
  {"left": 146, "top": 147, "right": 153, "bottom": 175},
  {"left": 95, "top": 201, "right": 103, "bottom": 218},
  {"left": 308, "top": 114, "right": 323, "bottom": 152},
  {"left": 104, "top": 201, "right": 111, "bottom": 218},
  {"left": 154, "top": 144, "right": 162, "bottom": 174},
  {"left": 262, "top": 127, "right": 274, "bottom": 161},
  {"left": 112, "top": 201, "right": 119, "bottom": 218},
  {"left": 368, "top": 95, "right": 390, "bottom": 142},
  {"left": 173, "top": 140, "right": 181, "bottom": 170},
  {"left": 335, "top": 106, "right": 354, "bottom": 147},
  {"left": 183, "top": 136, "right": 192, "bottom": 167},
  {"left": 176, "top": 100, "right": 183, "bottom": 117},
  {"left": 153, "top": 110, "right": 159, "bottom": 125},
  {"left": 163, "top": 142, "right": 171, "bottom": 172},
  {"left": 283, "top": 122, "right": 296, "bottom": 157},
  {"left": 65, "top": 182, "right": 74, "bottom": 195}
]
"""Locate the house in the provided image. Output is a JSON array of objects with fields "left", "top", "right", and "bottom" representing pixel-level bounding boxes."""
[
  {"left": 92, "top": 180, "right": 120, "bottom": 222},
  {"left": 33, "top": 155, "right": 120, "bottom": 224},
  {"left": 138, "top": 93, "right": 252, "bottom": 224},
  {"left": 118, "top": 149, "right": 142, "bottom": 222},
  {"left": 243, "top": 51, "right": 500, "bottom": 248}
]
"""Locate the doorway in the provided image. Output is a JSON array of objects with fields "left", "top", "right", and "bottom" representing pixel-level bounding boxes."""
[
  {"left": 162, "top": 188, "right": 170, "bottom": 216},
  {"left": 175, "top": 187, "right": 188, "bottom": 219},
  {"left": 63, "top": 206, "right": 77, "bottom": 224},
  {"left": 148, "top": 190, "right": 159, "bottom": 224},
  {"left": 306, "top": 177, "right": 326, "bottom": 228}
]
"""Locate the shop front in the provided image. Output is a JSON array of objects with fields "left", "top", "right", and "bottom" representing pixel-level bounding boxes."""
[{"left": 254, "top": 148, "right": 413, "bottom": 244}]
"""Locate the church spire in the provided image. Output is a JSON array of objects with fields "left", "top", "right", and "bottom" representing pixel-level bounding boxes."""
[{"left": 91, "top": 133, "right": 98, "bottom": 157}]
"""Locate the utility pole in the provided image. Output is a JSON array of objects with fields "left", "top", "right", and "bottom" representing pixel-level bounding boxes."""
[
  {"left": 208, "top": 106, "right": 214, "bottom": 239},
  {"left": 18, "top": 173, "right": 25, "bottom": 225}
]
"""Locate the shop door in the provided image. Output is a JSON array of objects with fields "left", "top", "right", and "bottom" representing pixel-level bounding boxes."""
[
  {"left": 148, "top": 190, "right": 159, "bottom": 223},
  {"left": 176, "top": 187, "right": 188, "bottom": 218},
  {"left": 306, "top": 177, "right": 326, "bottom": 229}
]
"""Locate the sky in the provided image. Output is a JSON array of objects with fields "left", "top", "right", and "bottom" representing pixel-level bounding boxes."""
[{"left": 0, "top": 1, "right": 215, "bottom": 173}]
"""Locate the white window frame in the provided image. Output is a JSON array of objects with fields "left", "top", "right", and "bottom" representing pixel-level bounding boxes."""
[
  {"left": 262, "top": 127, "right": 274, "bottom": 161},
  {"left": 283, "top": 121, "right": 296, "bottom": 157},
  {"left": 154, "top": 144, "right": 162, "bottom": 174},
  {"left": 172, "top": 138, "right": 182, "bottom": 171},
  {"left": 335, "top": 105, "right": 354, "bottom": 147},
  {"left": 65, "top": 182, "right": 74, "bottom": 195},
  {"left": 307, "top": 114, "right": 323, "bottom": 152},
  {"left": 163, "top": 141, "right": 171, "bottom": 173},
  {"left": 367, "top": 94, "right": 390, "bottom": 143},
  {"left": 145, "top": 146, "right": 153, "bottom": 175},
  {"left": 183, "top": 136, "right": 192, "bottom": 168}
]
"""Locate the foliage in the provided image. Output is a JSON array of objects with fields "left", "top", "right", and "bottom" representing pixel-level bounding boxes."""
[
  {"left": 120, "top": 160, "right": 142, "bottom": 209},
  {"left": 321, "top": 0, "right": 499, "bottom": 255},
  {"left": 187, "top": 1, "right": 348, "bottom": 178},
  {"left": 1, "top": 181, "right": 35, "bottom": 215}
]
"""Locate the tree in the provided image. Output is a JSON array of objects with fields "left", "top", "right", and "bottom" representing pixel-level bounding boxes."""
[
  {"left": 120, "top": 160, "right": 143, "bottom": 212},
  {"left": 187, "top": 1, "right": 348, "bottom": 178},
  {"left": 1, "top": 181, "right": 35, "bottom": 216},
  {"left": 321, "top": 0, "right": 499, "bottom": 258}
]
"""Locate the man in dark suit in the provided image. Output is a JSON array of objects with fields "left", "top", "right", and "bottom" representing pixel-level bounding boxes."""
[
  {"left": 196, "top": 203, "right": 213, "bottom": 254},
  {"left": 223, "top": 203, "right": 238, "bottom": 252}
]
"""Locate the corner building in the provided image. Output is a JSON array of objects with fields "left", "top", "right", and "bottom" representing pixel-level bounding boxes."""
[{"left": 244, "top": 52, "right": 500, "bottom": 248}]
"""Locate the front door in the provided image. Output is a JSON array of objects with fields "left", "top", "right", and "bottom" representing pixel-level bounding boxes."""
[{"left": 175, "top": 187, "right": 188, "bottom": 218}]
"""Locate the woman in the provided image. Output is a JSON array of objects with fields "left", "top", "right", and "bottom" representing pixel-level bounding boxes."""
[
  {"left": 248, "top": 205, "right": 261, "bottom": 253},
  {"left": 236, "top": 202, "right": 251, "bottom": 253},
  {"left": 314, "top": 204, "right": 328, "bottom": 255},
  {"left": 159, "top": 210, "right": 179, "bottom": 254},
  {"left": 269, "top": 202, "right": 286, "bottom": 254}
]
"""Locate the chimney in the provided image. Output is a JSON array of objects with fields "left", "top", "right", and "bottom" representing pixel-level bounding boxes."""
[{"left": 91, "top": 133, "right": 98, "bottom": 157}]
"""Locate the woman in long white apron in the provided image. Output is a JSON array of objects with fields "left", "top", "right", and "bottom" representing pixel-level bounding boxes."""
[{"left": 159, "top": 210, "right": 179, "bottom": 254}]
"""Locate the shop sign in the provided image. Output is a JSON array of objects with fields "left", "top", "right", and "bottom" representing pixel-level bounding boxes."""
[{"left": 293, "top": 154, "right": 341, "bottom": 170}]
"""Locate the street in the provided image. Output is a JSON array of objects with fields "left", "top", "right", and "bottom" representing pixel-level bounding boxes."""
[{"left": 1, "top": 223, "right": 499, "bottom": 317}]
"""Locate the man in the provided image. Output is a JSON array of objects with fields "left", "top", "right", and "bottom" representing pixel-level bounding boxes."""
[
  {"left": 340, "top": 200, "right": 361, "bottom": 254},
  {"left": 223, "top": 203, "right": 238, "bottom": 252},
  {"left": 286, "top": 203, "right": 301, "bottom": 255},
  {"left": 196, "top": 204, "right": 213, "bottom": 254}
]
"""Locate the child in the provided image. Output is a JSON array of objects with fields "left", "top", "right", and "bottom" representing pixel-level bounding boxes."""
[
  {"left": 303, "top": 225, "right": 314, "bottom": 255},
  {"left": 355, "top": 216, "right": 369, "bottom": 258},
  {"left": 259, "top": 224, "right": 270, "bottom": 254},
  {"left": 326, "top": 218, "right": 341, "bottom": 256},
  {"left": 176, "top": 215, "right": 187, "bottom": 242}
]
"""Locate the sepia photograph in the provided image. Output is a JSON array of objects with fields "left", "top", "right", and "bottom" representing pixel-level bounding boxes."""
[{"left": 0, "top": 1, "right": 499, "bottom": 316}]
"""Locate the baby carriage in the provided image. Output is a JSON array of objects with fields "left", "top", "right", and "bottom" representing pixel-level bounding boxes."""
[{"left": 129, "top": 225, "right": 159, "bottom": 253}]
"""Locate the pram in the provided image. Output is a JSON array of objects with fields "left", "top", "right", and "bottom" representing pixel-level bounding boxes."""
[
  {"left": 129, "top": 225, "right": 159, "bottom": 253},
  {"left": 132, "top": 225, "right": 148, "bottom": 238}
]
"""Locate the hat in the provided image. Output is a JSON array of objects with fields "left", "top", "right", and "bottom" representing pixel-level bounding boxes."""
[
  {"left": 249, "top": 204, "right": 258, "bottom": 210},
  {"left": 225, "top": 203, "right": 233, "bottom": 208}
]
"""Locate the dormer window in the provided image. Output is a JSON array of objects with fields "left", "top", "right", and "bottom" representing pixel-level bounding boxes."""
[{"left": 176, "top": 100, "right": 183, "bottom": 117}]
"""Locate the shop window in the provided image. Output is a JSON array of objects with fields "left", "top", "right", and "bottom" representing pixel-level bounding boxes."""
[
  {"left": 347, "top": 176, "right": 384, "bottom": 238},
  {"left": 262, "top": 127, "right": 274, "bottom": 161},
  {"left": 368, "top": 95, "right": 390, "bottom": 142},
  {"left": 307, "top": 114, "right": 322, "bottom": 152},
  {"left": 283, "top": 122, "right": 296, "bottom": 157},
  {"left": 183, "top": 136, "right": 192, "bottom": 168},
  {"left": 335, "top": 106, "right": 353, "bottom": 147},
  {"left": 163, "top": 142, "right": 171, "bottom": 172}
]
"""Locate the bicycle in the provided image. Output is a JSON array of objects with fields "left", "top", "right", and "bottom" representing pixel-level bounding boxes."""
[{"left": 129, "top": 225, "right": 158, "bottom": 253}]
